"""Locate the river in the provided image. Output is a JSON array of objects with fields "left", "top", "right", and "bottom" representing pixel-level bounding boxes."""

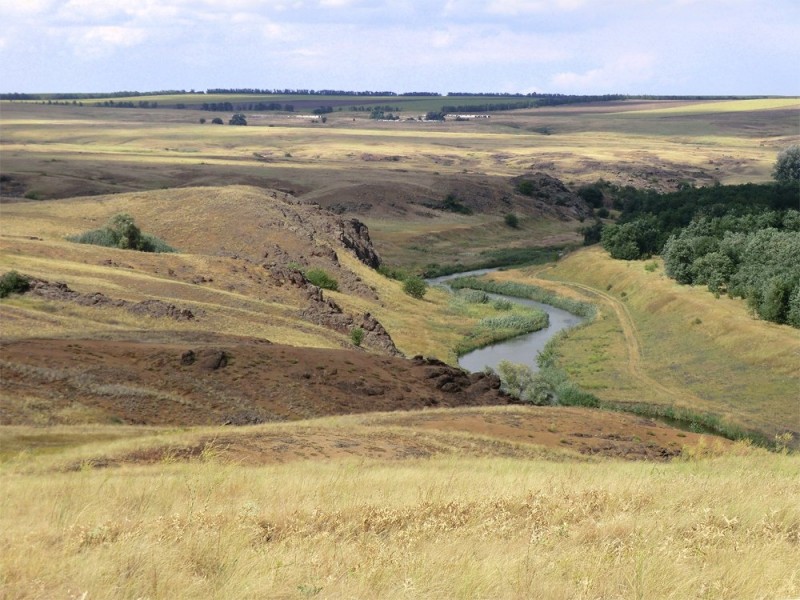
[{"left": 427, "top": 269, "right": 584, "bottom": 373}]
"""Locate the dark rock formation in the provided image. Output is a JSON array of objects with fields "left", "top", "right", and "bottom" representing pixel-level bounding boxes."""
[
  {"left": 339, "top": 219, "right": 381, "bottom": 269},
  {"left": 26, "top": 279, "right": 197, "bottom": 321}
]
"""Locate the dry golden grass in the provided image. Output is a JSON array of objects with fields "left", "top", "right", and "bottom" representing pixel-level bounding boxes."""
[
  {"left": 0, "top": 186, "right": 533, "bottom": 361},
  {"left": 3, "top": 98, "right": 797, "bottom": 204},
  {"left": 1, "top": 438, "right": 797, "bottom": 599}
]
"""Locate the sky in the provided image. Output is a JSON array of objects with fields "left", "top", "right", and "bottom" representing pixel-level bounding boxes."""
[{"left": 0, "top": 0, "right": 798, "bottom": 95}]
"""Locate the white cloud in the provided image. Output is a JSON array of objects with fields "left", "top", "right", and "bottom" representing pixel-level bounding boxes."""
[
  {"left": 0, "top": 0, "right": 55, "bottom": 17},
  {"left": 486, "top": 0, "right": 587, "bottom": 14},
  {"left": 318, "top": 0, "right": 358, "bottom": 6},
  {"left": 70, "top": 25, "right": 148, "bottom": 58},
  {"left": 551, "top": 54, "right": 656, "bottom": 92}
]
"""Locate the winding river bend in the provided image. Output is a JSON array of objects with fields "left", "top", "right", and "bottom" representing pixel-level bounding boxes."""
[{"left": 428, "top": 269, "right": 584, "bottom": 374}]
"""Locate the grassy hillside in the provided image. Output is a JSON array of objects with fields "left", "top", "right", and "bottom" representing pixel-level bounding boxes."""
[
  {"left": 0, "top": 186, "right": 459, "bottom": 358},
  {"left": 487, "top": 247, "right": 800, "bottom": 443}
]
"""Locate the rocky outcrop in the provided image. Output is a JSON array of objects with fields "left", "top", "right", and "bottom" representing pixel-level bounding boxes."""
[
  {"left": 338, "top": 219, "right": 381, "bottom": 269},
  {"left": 301, "top": 291, "right": 401, "bottom": 357},
  {"left": 411, "top": 355, "right": 509, "bottom": 402},
  {"left": 513, "top": 172, "right": 593, "bottom": 220},
  {"left": 268, "top": 266, "right": 400, "bottom": 356},
  {"left": 26, "top": 279, "right": 197, "bottom": 321}
]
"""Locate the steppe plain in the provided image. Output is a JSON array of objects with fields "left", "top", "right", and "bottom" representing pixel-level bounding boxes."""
[{"left": 1, "top": 96, "right": 799, "bottom": 598}]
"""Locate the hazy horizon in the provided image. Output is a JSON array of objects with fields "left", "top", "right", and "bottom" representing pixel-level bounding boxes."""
[{"left": 1, "top": 1, "right": 798, "bottom": 96}]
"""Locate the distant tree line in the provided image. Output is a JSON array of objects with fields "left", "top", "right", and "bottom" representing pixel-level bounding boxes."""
[
  {"left": 0, "top": 90, "right": 195, "bottom": 100},
  {"left": 441, "top": 94, "right": 626, "bottom": 114},
  {"left": 4, "top": 91, "right": 779, "bottom": 102},
  {"left": 205, "top": 88, "right": 399, "bottom": 96},
  {"left": 201, "top": 102, "right": 295, "bottom": 112},
  {"left": 94, "top": 100, "right": 159, "bottom": 108}
]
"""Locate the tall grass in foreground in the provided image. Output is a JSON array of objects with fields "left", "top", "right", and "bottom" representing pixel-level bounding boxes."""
[{"left": 1, "top": 452, "right": 798, "bottom": 599}]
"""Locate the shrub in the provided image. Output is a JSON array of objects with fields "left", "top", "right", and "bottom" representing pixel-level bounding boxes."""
[
  {"left": 67, "top": 213, "right": 176, "bottom": 253},
  {"left": 492, "top": 298, "right": 513, "bottom": 311},
  {"left": 516, "top": 180, "right": 534, "bottom": 196},
  {"left": 441, "top": 194, "right": 472, "bottom": 215},
  {"left": 377, "top": 264, "right": 410, "bottom": 281},
  {"left": 350, "top": 327, "right": 364, "bottom": 347},
  {"left": 496, "top": 361, "right": 555, "bottom": 405},
  {"left": 0, "top": 271, "right": 30, "bottom": 298},
  {"left": 577, "top": 184, "right": 604, "bottom": 208},
  {"left": 504, "top": 213, "right": 519, "bottom": 228},
  {"left": 211, "top": 117, "right": 224, "bottom": 125},
  {"left": 457, "top": 289, "right": 489, "bottom": 304},
  {"left": 305, "top": 268, "right": 338, "bottom": 291},
  {"left": 403, "top": 275, "right": 428, "bottom": 299}
]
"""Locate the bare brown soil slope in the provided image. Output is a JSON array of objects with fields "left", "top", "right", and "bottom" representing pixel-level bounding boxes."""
[
  {"left": 0, "top": 336, "right": 721, "bottom": 462},
  {"left": 0, "top": 336, "right": 508, "bottom": 426}
]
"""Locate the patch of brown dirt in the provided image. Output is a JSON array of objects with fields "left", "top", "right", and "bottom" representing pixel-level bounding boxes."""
[
  {"left": 0, "top": 336, "right": 508, "bottom": 426},
  {"left": 61, "top": 406, "right": 725, "bottom": 471}
]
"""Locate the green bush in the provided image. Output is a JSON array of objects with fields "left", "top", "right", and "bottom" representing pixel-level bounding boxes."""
[
  {"left": 403, "top": 275, "right": 428, "bottom": 299},
  {"left": 67, "top": 213, "right": 176, "bottom": 253},
  {"left": 377, "top": 264, "right": 410, "bottom": 281},
  {"left": 492, "top": 298, "right": 513, "bottom": 311},
  {"left": 516, "top": 180, "right": 534, "bottom": 196},
  {"left": 305, "top": 268, "right": 339, "bottom": 291},
  {"left": 441, "top": 194, "right": 472, "bottom": 215},
  {"left": 350, "top": 327, "right": 364, "bottom": 347},
  {"left": 0, "top": 271, "right": 30, "bottom": 298},
  {"left": 496, "top": 361, "right": 555, "bottom": 405},
  {"left": 504, "top": 213, "right": 519, "bottom": 228},
  {"left": 773, "top": 145, "right": 800, "bottom": 184},
  {"left": 577, "top": 184, "right": 604, "bottom": 208},
  {"left": 457, "top": 289, "right": 489, "bottom": 304}
]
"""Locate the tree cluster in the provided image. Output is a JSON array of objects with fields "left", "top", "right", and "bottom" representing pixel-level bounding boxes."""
[
  {"left": 600, "top": 180, "right": 798, "bottom": 260},
  {"left": 94, "top": 100, "right": 158, "bottom": 109},
  {"left": 662, "top": 212, "right": 800, "bottom": 326},
  {"left": 597, "top": 150, "right": 800, "bottom": 327}
]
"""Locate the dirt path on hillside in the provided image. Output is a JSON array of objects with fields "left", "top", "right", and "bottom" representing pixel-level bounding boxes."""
[{"left": 559, "top": 281, "right": 701, "bottom": 406}]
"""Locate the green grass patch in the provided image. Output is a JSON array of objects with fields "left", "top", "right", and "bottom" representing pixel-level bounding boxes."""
[
  {"left": 455, "top": 307, "right": 548, "bottom": 356},
  {"left": 422, "top": 246, "right": 563, "bottom": 278},
  {"left": 449, "top": 277, "right": 596, "bottom": 318},
  {"left": 305, "top": 268, "right": 339, "bottom": 291}
]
